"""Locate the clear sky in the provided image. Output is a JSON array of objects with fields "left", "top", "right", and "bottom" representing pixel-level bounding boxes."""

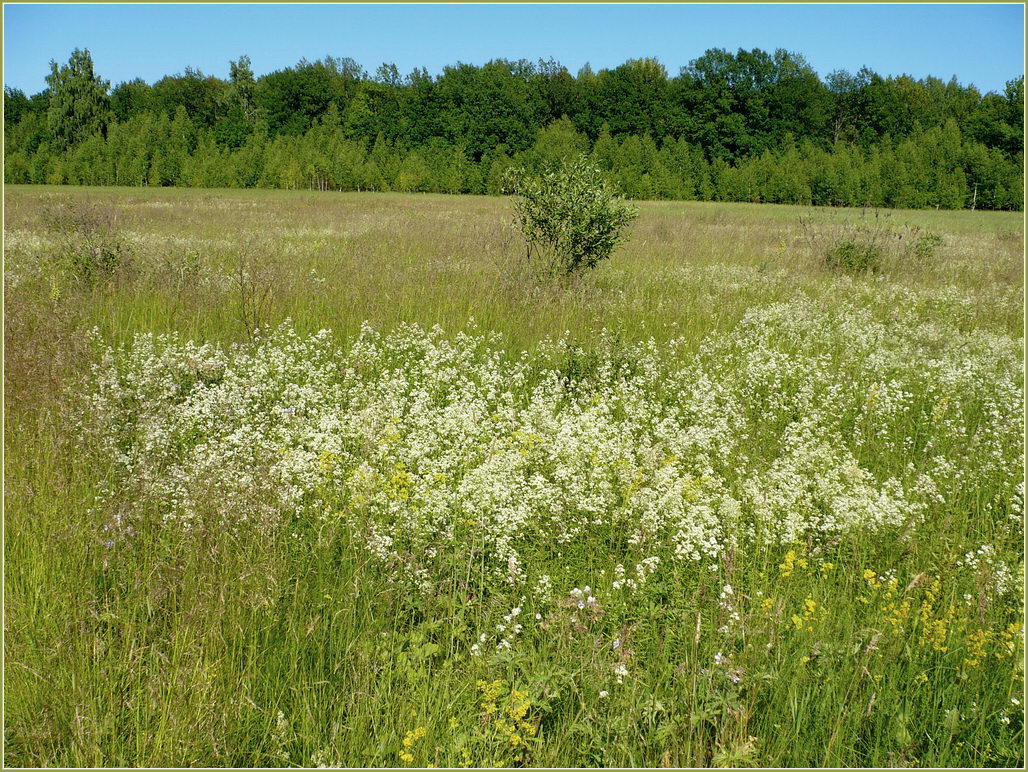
[{"left": 3, "top": 3, "right": 1024, "bottom": 96}]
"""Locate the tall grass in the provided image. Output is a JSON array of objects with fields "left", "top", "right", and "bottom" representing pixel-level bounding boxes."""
[{"left": 4, "top": 186, "right": 1023, "bottom": 767}]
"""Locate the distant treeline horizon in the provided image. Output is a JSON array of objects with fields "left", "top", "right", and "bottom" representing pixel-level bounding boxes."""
[{"left": 4, "top": 48, "right": 1023, "bottom": 209}]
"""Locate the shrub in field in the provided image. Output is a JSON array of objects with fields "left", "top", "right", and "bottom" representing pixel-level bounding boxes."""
[
  {"left": 909, "top": 229, "right": 944, "bottom": 263},
  {"left": 40, "top": 198, "right": 131, "bottom": 283},
  {"left": 824, "top": 239, "right": 884, "bottom": 274},
  {"left": 229, "top": 239, "right": 278, "bottom": 344},
  {"left": 801, "top": 208, "right": 944, "bottom": 275},
  {"left": 504, "top": 156, "right": 638, "bottom": 277}
]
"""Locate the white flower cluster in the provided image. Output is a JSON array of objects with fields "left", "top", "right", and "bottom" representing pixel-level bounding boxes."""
[
  {"left": 83, "top": 323, "right": 741, "bottom": 585},
  {"left": 613, "top": 662, "right": 629, "bottom": 684},
  {"left": 471, "top": 599, "right": 531, "bottom": 657},
  {"left": 958, "top": 544, "right": 1019, "bottom": 599},
  {"left": 569, "top": 586, "right": 598, "bottom": 611},
  {"left": 81, "top": 292, "right": 1022, "bottom": 597},
  {"left": 612, "top": 556, "right": 660, "bottom": 591},
  {"left": 717, "top": 583, "right": 741, "bottom": 634}
]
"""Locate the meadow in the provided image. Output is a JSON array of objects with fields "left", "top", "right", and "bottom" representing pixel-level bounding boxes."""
[{"left": 4, "top": 184, "right": 1024, "bottom": 767}]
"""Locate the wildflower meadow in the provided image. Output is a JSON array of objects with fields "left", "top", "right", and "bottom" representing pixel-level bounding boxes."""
[{"left": 4, "top": 186, "right": 1024, "bottom": 767}]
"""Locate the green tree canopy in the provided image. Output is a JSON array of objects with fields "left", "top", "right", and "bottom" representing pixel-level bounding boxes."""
[{"left": 45, "top": 48, "right": 111, "bottom": 150}]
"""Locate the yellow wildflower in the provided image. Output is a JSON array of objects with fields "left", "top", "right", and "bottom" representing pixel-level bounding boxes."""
[
  {"left": 885, "top": 598, "right": 912, "bottom": 634},
  {"left": 963, "top": 628, "right": 994, "bottom": 668},
  {"left": 780, "top": 549, "right": 797, "bottom": 577},
  {"left": 919, "top": 580, "right": 954, "bottom": 652},
  {"left": 402, "top": 726, "right": 427, "bottom": 748}
]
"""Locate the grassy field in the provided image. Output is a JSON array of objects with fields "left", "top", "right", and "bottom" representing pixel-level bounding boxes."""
[{"left": 4, "top": 185, "right": 1024, "bottom": 767}]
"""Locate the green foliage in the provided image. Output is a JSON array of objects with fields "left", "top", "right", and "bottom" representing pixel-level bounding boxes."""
[
  {"left": 911, "top": 230, "right": 944, "bottom": 263},
  {"left": 4, "top": 86, "right": 33, "bottom": 132},
  {"left": 255, "top": 57, "right": 361, "bottom": 136},
  {"left": 504, "top": 156, "right": 639, "bottom": 276},
  {"left": 44, "top": 48, "right": 111, "bottom": 150},
  {"left": 802, "top": 209, "right": 947, "bottom": 274},
  {"left": 803, "top": 210, "right": 895, "bottom": 274},
  {"left": 519, "top": 116, "right": 589, "bottom": 173},
  {"left": 40, "top": 198, "right": 132, "bottom": 283},
  {"left": 228, "top": 55, "right": 258, "bottom": 124},
  {"left": 110, "top": 78, "right": 156, "bottom": 123},
  {"left": 151, "top": 67, "right": 226, "bottom": 129},
  {"left": 6, "top": 49, "right": 1025, "bottom": 210},
  {"left": 825, "top": 239, "right": 883, "bottom": 274}
]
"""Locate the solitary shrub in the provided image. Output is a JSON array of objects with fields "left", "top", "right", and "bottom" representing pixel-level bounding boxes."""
[
  {"left": 504, "top": 156, "right": 638, "bottom": 277},
  {"left": 801, "top": 208, "right": 943, "bottom": 275},
  {"left": 40, "top": 198, "right": 131, "bottom": 283},
  {"left": 230, "top": 238, "right": 277, "bottom": 345},
  {"left": 825, "top": 240, "right": 883, "bottom": 274},
  {"left": 910, "top": 230, "right": 944, "bottom": 263}
]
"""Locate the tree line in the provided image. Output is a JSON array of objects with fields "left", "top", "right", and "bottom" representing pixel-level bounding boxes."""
[{"left": 4, "top": 48, "right": 1023, "bottom": 209}]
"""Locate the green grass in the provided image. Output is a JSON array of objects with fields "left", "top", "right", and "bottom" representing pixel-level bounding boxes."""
[{"left": 4, "top": 186, "right": 1024, "bottom": 767}]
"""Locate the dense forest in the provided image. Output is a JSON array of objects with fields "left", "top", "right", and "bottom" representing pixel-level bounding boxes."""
[{"left": 4, "top": 48, "right": 1024, "bottom": 209}]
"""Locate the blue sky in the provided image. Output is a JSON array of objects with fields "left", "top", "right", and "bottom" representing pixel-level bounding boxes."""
[{"left": 4, "top": 3, "right": 1024, "bottom": 95}]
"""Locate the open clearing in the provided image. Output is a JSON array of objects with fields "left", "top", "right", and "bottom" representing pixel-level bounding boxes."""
[{"left": 4, "top": 186, "right": 1024, "bottom": 767}]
